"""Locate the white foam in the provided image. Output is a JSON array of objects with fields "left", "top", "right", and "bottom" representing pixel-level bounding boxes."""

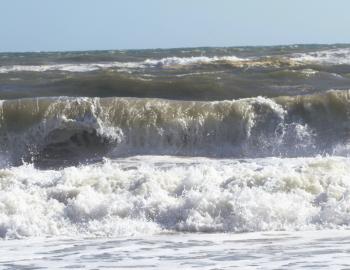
[
  {"left": 144, "top": 55, "right": 246, "bottom": 67},
  {"left": 1, "top": 155, "right": 350, "bottom": 239},
  {"left": 0, "top": 62, "right": 144, "bottom": 73},
  {"left": 291, "top": 48, "right": 350, "bottom": 65},
  {"left": 0, "top": 55, "right": 247, "bottom": 73}
]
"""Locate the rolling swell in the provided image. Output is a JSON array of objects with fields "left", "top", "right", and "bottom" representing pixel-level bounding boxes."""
[
  {"left": 1, "top": 90, "right": 350, "bottom": 167},
  {"left": 2, "top": 46, "right": 350, "bottom": 100}
]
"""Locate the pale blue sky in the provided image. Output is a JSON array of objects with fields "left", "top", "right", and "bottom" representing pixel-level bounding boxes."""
[{"left": 1, "top": 0, "right": 349, "bottom": 52}]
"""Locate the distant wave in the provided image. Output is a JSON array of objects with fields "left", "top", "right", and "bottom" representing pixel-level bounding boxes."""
[
  {"left": 291, "top": 48, "right": 350, "bottom": 65},
  {"left": 1, "top": 47, "right": 350, "bottom": 75},
  {"left": 0, "top": 56, "right": 247, "bottom": 73}
]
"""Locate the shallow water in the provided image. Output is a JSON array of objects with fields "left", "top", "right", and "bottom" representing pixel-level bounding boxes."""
[{"left": 1, "top": 230, "right": 350, "bottom": 269}]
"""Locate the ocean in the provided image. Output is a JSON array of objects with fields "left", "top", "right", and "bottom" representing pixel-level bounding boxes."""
[{"left": 1, "top": 44, "right": 350, "bottom": 269}]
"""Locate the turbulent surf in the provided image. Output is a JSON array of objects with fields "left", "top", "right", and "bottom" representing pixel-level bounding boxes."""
[{"left": 1, "top": 44, "right": 350, "bottom": 239}]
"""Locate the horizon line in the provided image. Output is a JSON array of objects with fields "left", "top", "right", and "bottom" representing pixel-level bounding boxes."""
[{"left": 1, "top": 42, "right": 349, "bottom": 54}]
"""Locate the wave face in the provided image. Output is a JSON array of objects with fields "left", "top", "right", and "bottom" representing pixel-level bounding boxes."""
[
  {"left": 1, "top": 90, "right": 350, "bottom": 167},
  {"left": 2, "top": 45, "right": 350, "bottom": 239}
]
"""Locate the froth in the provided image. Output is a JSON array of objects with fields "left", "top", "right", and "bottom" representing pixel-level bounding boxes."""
[
  {"left": 0, "top": 56, "right": 247, "bottom": 73},
  {"left": 1, "top": 156, "right": 350, "bottom": 239},
  {"left": 291, "top": 48, "right": 350, "bottom": 65}
]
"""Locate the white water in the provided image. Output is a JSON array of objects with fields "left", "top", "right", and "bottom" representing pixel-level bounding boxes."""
[
  {"left": 1, "top": 155, "right": 350, "bottom": 239},
  {"left": 291, "top": 48, "right": 350, "bottom": 65},
  {"left": 0, "top": 55, "right": 246, "bottom": 73}
]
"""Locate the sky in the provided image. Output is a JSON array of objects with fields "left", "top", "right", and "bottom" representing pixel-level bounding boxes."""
[{"left": 0, "top": 0, "right": 350, "bottom": 52}]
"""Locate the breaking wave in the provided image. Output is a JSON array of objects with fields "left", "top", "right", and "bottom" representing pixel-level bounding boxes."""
[
  {"left": 1, "top": 90, "right": 350, "bottom": 167},
  {"left": 0, "top": 56, "right": 247, "bottom": 73},
  {"left": 1, "top": 47, "right": 349, "bottom": 75},
  {"left": 291, "top": 48, "right": 350, "bottom": 65}
]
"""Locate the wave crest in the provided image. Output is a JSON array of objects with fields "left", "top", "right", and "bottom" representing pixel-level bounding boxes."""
[{"left": 0, "top": 90, "right": 350, "bottom": 167}]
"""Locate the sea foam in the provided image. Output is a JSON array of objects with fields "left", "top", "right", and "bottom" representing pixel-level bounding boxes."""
[
  {"left": 1, "top": 156, "right": 350, "bottom": 239},
  {"left": 0, "top": 55, "right": 247, "bottom": 73}
]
